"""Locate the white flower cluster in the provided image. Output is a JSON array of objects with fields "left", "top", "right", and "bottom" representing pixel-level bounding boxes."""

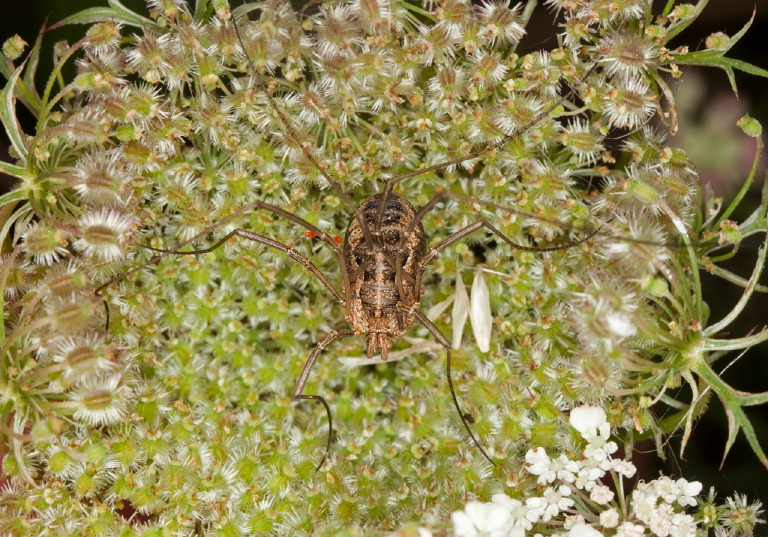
[{"left": 451, "top": 406, "right": 703, "bottom": 537}]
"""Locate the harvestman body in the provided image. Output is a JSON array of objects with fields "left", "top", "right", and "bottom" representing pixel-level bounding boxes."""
[{"left": 100, "top": 12, "right": 600, "bottom": 469}]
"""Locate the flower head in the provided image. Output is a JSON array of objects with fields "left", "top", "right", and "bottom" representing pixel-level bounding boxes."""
[
  {"left": 70, "top": 375, "right": 130, "bottom": 426},
  {"left": 74, "top": 209, "right": 133, "bottom": 262},
  {"left": 452, "top": 501, "right": 515, "bottom": 537}
]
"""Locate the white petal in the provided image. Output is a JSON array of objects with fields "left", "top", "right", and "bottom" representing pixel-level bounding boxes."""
[
  {"left": 569, "top": 405, "right": 607, "bottom": 436},
  {"left": 451, "top": 510, "right": 478, "bottom": 537},
  {"left": 469, "top": 269, "right": 492, "bottom": 352},
  {"left": 452, "top": 265, "right": 470, "bottom": 349},
  {"left": 428, "top": 293, "right": 454, "bottom": 322}
]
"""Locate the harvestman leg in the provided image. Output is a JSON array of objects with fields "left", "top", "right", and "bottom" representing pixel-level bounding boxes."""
[
  {"left": 145, "top": 228, "right": 353, "bottom": 470},
  {"left": 96, "top": 198, "right": 350, "bottom": 327},
  {"left": 412, "top": 310, "right": 496, "bottom": 465},
  {"left": 391, "top": 190, "right": 600, "bottom": 310},
  {"left": 143, "top": 228, "right": 344, "bottom": 303},
  {"left": 403, "top": 191, "right": 600, "bottom": 464},
  {"left": 96, "top": 190, "right": 356, "bottom": 470},
  {"left": 293, "top": 328, "right": 356, "bottom": 470}
]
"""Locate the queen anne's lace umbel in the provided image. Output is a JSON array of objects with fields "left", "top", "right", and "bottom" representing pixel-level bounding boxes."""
[{"left": 0, "top": 0, "right": 767, "bottom": 534}]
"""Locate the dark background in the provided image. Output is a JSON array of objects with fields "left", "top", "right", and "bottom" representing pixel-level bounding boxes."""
[{"left": 1, "top": 0, "right": 767, "bottom": 506}]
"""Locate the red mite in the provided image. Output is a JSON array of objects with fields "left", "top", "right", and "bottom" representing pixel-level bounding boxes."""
[{"left": 304, "top": 231, "right": 341, "bottom": 243}]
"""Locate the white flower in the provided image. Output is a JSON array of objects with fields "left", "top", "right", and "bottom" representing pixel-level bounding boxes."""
[
  {"left": 541, "top": 485, "right": 575, "bottom": 521},
  {"left": 631, "top": 488, "right": 659, "bottom": 524},
  {"left": 598, "top": 33, "right": 658, "bottom": 81},
  {"left": 615, "top": 522, "right": 645, "bottom": 537},
  {"left": 612, "top": 459, "right": 637, "bottom": 478},
  {"left": 525, "top": 496, "right": 547, "bottom": 526},
  {"left": 524, "top": 448, "right": 580, "bottom": 484},
  {"left": 574, "top": 464, "right": 606, "bottom": 490},
  {"left": 669, "top": 513, "right": 697, "bottom": 537},
  {"left": 551, "top": 454, "right": 580, "bottom": 483},
  {"left": 70, "top": 375, "right": 129, "bottom": 426},
  {"left": 525, "top": 447, "right": 554, "bottom": 482},
  {"left": 570, "top": 406, "right": 617, "bottom": 466},
  {"left": 646, "top": 502, "right": 674, "bottom": 537},
  {"left": 452, "top": 501, "right": 514, "bottom": 537},
  {"left": 590, "top": 485, "right": 614, "bottom": 505},
  {"left": 599, "top": 508, "right": 620, "bottom": 528},
  {"left": 569, "top": 405, "right": 608, "bottom": 438},
  {"left": 605, "top": 312, "right": 638, "bottom": 338},
  {"left": 568, "top": 523, "right": 604, "bottom": 537},
  {"left": 508, "top": 527, "right": 525, "bottom": 537},
  {"left": 602, "top": 76, "right": 656, "bottom": 129},
  {"left": 21, "top": 222, "right": 69, "bottom": 266},
  {"left": 584, "top": 440, "right": 617, "bottom": 470},
  {"left": 645, "top": 476, "right": 701, "bottom": 507},
  {"left": 675, "top": 479, "right": 702, "bottom": 507},
  {"left": 654, "top": 476, "right": 679, "bottom": 504},
  {"left": 492, "top": 494, "right": 534, "bottom": 532},
  {"left": 74, "top": 208, "right": 133, "bottom": 262}
]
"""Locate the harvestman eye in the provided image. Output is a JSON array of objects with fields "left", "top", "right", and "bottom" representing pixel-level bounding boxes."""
[{"left": 97, "top": 8, "right": 603, "bottom": 471}]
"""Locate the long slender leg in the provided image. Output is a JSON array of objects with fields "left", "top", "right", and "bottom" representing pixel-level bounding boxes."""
[
  {"left": 98, "top": 198, "right": 347, "bottom": 291},
  {"left": 391, "top": 189, "right": 600, "bottom": 299},
  {"left": 413, "top": 310, "right": 495, "bottom": 466},
  {"left": 143, "top": 228, "right": 344, "bottom": 303},
  {"left": 413, "top": 218, "right": 599, "bottom": 297},
  {"left": 294, "top": 329, "right": 356, "bottom": 470},
  {"left": 96, "top": 198, "right": 351, "bottom": 329},
  {"left": 393, "top": 191, "right": 450, "bottom": 301},
  {"left": 422, "top": 219, "right": 600, "bottom": 268}
]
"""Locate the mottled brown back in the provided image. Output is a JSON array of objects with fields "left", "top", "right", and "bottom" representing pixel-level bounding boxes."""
[{"left": 343, "top": 193, "right": 427, "bottom": 358}]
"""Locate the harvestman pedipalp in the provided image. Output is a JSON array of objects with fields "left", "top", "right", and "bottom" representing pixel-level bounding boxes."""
[{"left": 98, "top": 8, "right": 602, "bottom": 470}]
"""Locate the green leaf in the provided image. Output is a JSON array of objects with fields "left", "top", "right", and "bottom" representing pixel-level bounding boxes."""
[
  {"left": 0, "top": 61, "right": 29, "bottom": 163},
  {"left": 232, "top": 2, "right": 263, "bottom": 20},
  {"left": 47, "top": 8, "right": 121, "bottom": 29},
  {"left": 0, "top": 248, "right": 20, "bottom": 347},
  {"left": 709, "top": 265, "right": 768, "bottom": 293},
  {"left": 21, "top": 25, "right": 44, "bottom": 111},
  {"left": 721, "top": 398, "right": 768, "bottom": 469},
  {"left": 716, "top": 134, "right": 762, "bottom": 226},
  {"left": 0, "top": 161, "right": 26, "bottom": 180},
  {"left": 48, "top": 2, "right": 157, "bottom": 30},
  {"left": 705, "top": 328, "right": 768, "bottom": 352},
  {"left": 0, "top": 184, "right": 25, "bottom": 205},
  {"left": 108, "top": 0, "right": 158, "bottom": 28},
  {"left": 0, "top": 56, "right": 12, "bottom": 83},
  {"left": 673, "top": 10, "right": 768, "bottom": 97},
  {"left": 704, "top": 201, "right": 768, "bottom": 337},
  {"left": 194, "top": 0, "right": 212, "bottom": 20},
  {"left": 695, "top": 360, "right": 768, "bottom": 469}
]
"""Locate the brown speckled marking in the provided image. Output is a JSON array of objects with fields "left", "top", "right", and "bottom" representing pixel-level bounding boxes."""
[{"left": 343, "top": 193, "right": 426, "bottom": 360}]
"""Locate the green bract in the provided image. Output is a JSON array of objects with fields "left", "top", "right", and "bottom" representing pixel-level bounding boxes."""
[{"left": 0, "top": 0, "right": 766, "bottom": 535}]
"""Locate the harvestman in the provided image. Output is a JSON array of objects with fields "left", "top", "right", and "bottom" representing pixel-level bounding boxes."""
[{"left": 100, "top": 12, "right": 601, "bottom": 469}]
